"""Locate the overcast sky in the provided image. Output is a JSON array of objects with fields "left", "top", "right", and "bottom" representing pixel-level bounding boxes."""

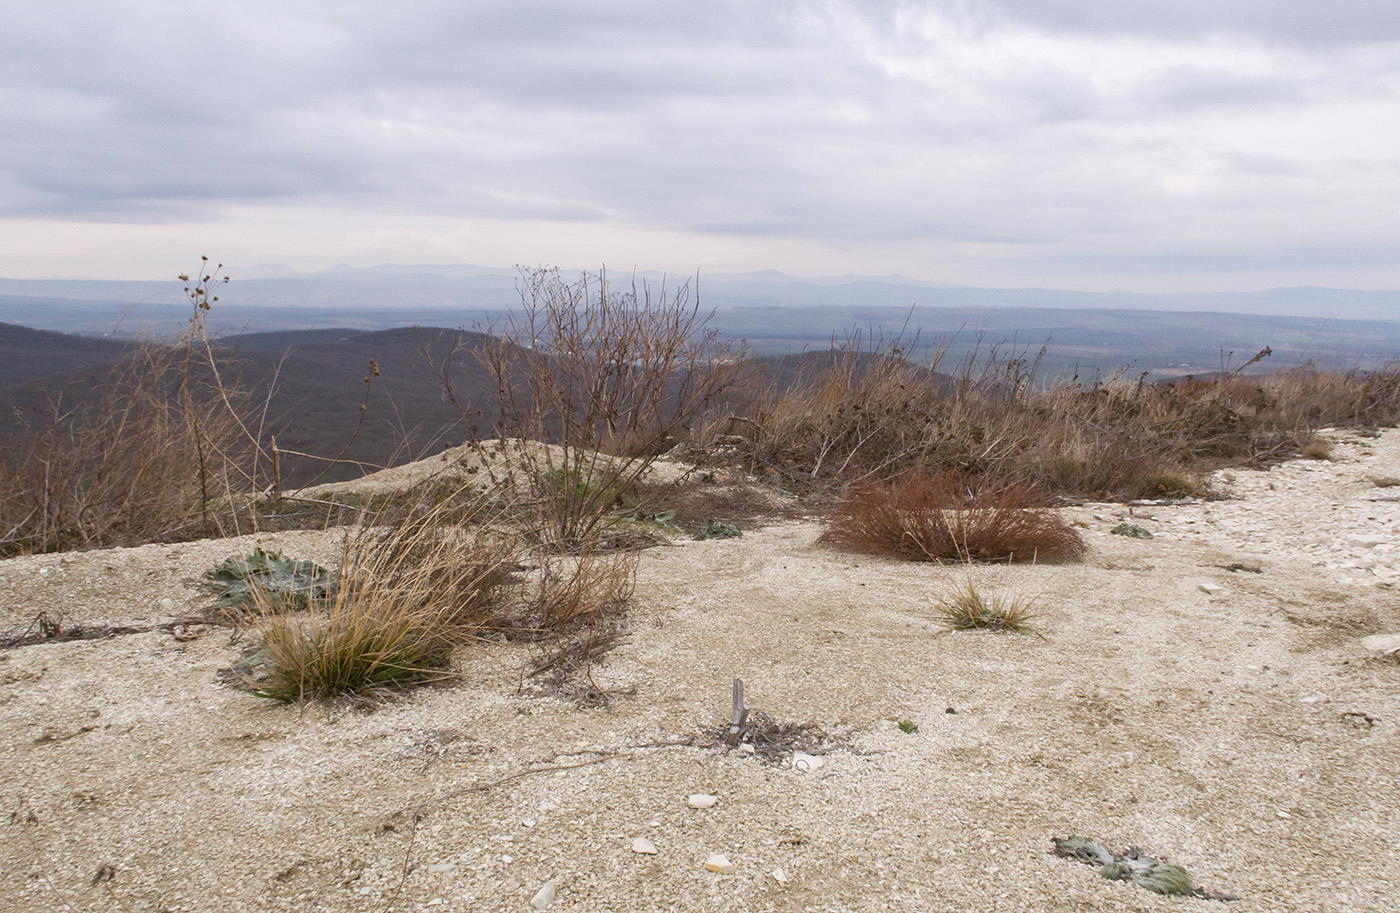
[{"left": 2, "top": 1, "right": 1399, "bottom": 291}]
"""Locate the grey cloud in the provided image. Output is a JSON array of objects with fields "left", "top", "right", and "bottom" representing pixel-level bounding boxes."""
[
  {"left": 1, "top": 0, "right": 1398, "bottom": 287},
  {"left": 980, "top": 1, "right": 1400, "bottom": 47},
  {"left": 1132, "top": 66, "right": 1312, "bottom": 113}
]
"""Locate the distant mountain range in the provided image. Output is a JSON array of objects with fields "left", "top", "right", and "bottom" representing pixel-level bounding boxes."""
[
  {"left": 4, "top": 265, "right": 1400, "bottom": 378},
  {"left": 2, "top": 263, "right": 1398, "bottom": 335}
]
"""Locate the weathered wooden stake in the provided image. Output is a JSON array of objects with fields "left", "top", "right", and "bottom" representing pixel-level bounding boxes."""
[{"left": 726, "top": 678, "right": 749, "bottom": 746}]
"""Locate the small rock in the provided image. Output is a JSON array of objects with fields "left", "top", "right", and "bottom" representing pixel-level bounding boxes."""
[
  {"left": 740, "top": 743, "right": 756, "bottom": 755},
  {"left": 792, "top": 752, "right": 824, "bottom": 772},
  {"left": 771, "top": 867, "right": 788, "bottom": 885},
  {"left": 529, "top": 880, "right": 559, "bottom": 910},
  {"left": 705, "top": 854, "right": 737, "bottom": 874},
  {"left": 522, "top": 818, "right": 537, "bottom": 828},
  {"left": 1300, "top": 694, "right": 1329, "bottom": 705},
  {"left": 687, "top": 794, "right": 719, "bottom": 809},
  {"left": 648, "top": 819, "right": 661, "bottom": 828},
  {"left": 538, "top": 800, "right": 559, "bottom": 813},
  {"left": 631, "top": 837, "right": 658, "bottom": 855},
  {"left": 425, "top": 863, "right": 458, "bottom": 874},
  {"left": 1361, "top": 634, "right": 1400, "bottom": 655},
  {"left": 1199, "top": 582, "right": 1226, "bottom": 595}
]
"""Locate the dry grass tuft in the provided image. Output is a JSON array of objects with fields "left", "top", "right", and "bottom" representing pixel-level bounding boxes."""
[
  {"left": 232, "top": 490, "right": 520, "bottom": 703},
  {"left": 820, "top": 470, "right": 1085, "bottom": 563},
  {"left": 229, "top": 476, "right": 642, "bottom": 703},
  {"left": 932, "top": 573, "right": 1039, "bottom": 633}
]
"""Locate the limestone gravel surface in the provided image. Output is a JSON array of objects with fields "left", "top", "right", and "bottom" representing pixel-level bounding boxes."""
[{"left": 1, "top": 432, "right": 1398, "bottom": 912}]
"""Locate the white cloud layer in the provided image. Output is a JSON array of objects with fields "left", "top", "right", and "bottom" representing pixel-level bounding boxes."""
[{"left": 1, "top": 1, "right": 1398, "bottom": 290}]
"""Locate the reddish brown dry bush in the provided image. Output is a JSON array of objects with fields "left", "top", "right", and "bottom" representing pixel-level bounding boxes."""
[{"left": 820, "top": 470, "right": 1085, "bottom": 563}]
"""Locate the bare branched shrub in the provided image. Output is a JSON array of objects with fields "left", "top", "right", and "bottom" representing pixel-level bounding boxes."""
[
  {"left": 740, "top": 330, "right": 953, "bottom": 483},
  {"left": 0, "top": 259, "right": 272, "bottom": 555},
  {"left": 0, "top": 344, "right": 249, "bottom": 555},
  {"left": 529, "top": 550, "right": 637, "bottom": 631},
  {"left": 469, "top": 267, "right": 745, "bottom": 546},
  {"left": 820, "top": 470, "right": 1086, "bottom": 563}
]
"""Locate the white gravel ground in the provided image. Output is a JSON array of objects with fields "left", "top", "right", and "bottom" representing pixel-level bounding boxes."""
[{"left": 1, "top": 431, "right": 1397, "bottom": 912}]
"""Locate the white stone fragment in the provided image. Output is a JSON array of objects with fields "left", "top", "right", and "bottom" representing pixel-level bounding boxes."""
[
  {"left": 1361, "top": 634, "right": 1400, "bottom": 654},
  {"left": 522, "top": 819, "right": 537, "bottom": 828},
  {"left": 1348, "top": 535, "right": 1386, "bottom": 549},
  {"left": 687, "top": 793, "right": 719, "bottom": 809},
  {"left": 631, "top": 837, "right": 658, "bottom": 855},
  {"left": 771, "top": 867, "right": 789, "bottom": 885},
  {"left": 1199, "top": 582, "right": 1226, "bottom": 595},
  {"left": 425, "top": 863, "right": 458, "bottom": 874},
  {"left": 529, "top": 880, "right": 558, "bottom": 910},
  {"left": 705, "top": 854, "right": 737, "bottom": 874},
  {"left": 792, "top": 752, "right": 824, "bottom": 772}
]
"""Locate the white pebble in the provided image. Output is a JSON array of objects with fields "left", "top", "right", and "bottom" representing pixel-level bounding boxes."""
[
  {"left": 1361, "top": 634, "right": 1400, "bottom": 654},
  {"left": 631, "top": 837, "right": 658, "bottom": 855},
  {"left": 687, "top": 794, "right": 718, "bottom": 809},
  {"left": 705, "top": 854, "right": 736, "bottom": 874},
  {"left": 792, "top": 752, "right": 824, "bottom": 772},
  {"left": 529, "top": 879, "right": 558, "bottom": 910}
]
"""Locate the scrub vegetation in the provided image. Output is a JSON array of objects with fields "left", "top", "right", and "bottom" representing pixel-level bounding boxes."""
[{"left": 4, "top": 260, "right": 1400, "bottom": 699}]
